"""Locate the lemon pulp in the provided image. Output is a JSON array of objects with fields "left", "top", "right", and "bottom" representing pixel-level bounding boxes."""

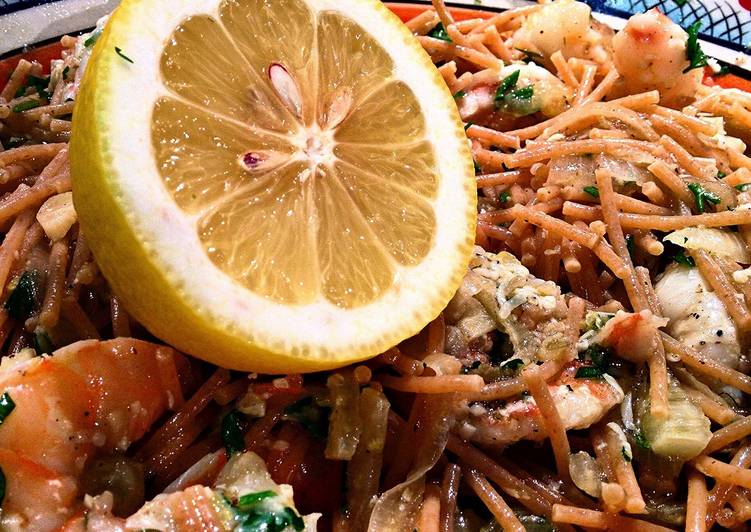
[{"left": 154, "top": 1, "right": 438, "bottom": 308}]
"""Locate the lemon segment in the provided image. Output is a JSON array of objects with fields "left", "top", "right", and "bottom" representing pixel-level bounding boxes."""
[{"left": 70, "top": 0, "right": 476, "bottom": 372}]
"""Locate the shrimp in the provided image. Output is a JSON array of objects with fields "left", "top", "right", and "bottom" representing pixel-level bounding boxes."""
[
  {"left": 654, "top": 263, "right": 741, "bottom": 369},
  {"left": 612, "top": 9, "right": 702, "bottom": 107},
  {"left": 512, "top": 0, "right": 613, "bottom": 68},
  {"left": 460, "top": 362, "right": 624, "bottom": 447},
  {"left": 581, "top": 309, "right": 668, "bottom": 363},
  {"left": 0, "top": 338, "right": 183, "bottom": 531},
  {"left": 457, "top": 63, "right": 569, "bottom": 127},
  {"left": 63, "top": 452, "right": 318, "bottom": 531}
]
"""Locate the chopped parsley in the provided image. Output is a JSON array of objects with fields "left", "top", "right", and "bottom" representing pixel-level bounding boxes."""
[
  {"left": 584, "top": 344, "right": 611, "bottom": 369},
  {"left": 684, "top": 21, "right": 709, "bottom": 73},
  {"left": 83, "top": 30, "right": 102, "bottom": 48},
  {"left": 509, "top": 85, "right": 534, "bottom": 100},
  {"left": 576, "top": 344, "right": 612, "bottom": 379},
  {"left": 736, "top": 183, "right": 751, "bottom": 191},
  {"left": 232, "top": 490, "right": 304, "bottom": 531},
  {"left": 0, "top": 393, "right": 14, "bottom": 425},
  {"left": 221, "top": 410, "right": 245, "bottom": 457},
  {"left": 474, "top": 160, "right": 482, "bottom": 175},
  {"left": 575, "top": 366, "right": 604, "bottom": 379},
  {"left": 494, "top": 70, "right": 520, "bottom": 107},
  {"left": 5, "top": 271, "right": 41, "bottom": 320},
  {"left": 16, "top": 75, "right": 50, "bottom": 101},
  {"left": 283, "top": 396, "right": 329, "bottom": 439},
  {"left": 464, "top": 121, "right": 474, "bottom": 131},
  {"left": 11, "top": 100, "right": 40, "bottom": 113},
  {"left": 717, "top": 64, "right": 731, "bottom": 76},
  {"left": 674, "top": 0, "right": 688, "bottom": 6},
  {"left": 453, "top": 90, "right": 466, "bottom": 99},
  {"left": 428, "top": 23, "right": 452, "bottom": 42},
  {"left": 500, "top": 358, "right": 524, "bottom": 372},
  {"left": 631, "top": 428, "right": 651, "bottom": 449},
  {"left": 115, "top": 47, "right": 135, "bottom": 64},
  {"left": 717, "top": 171, "right": 727, "bottom": 179},
  {"left": 237, "top": 491, "right": 276, "bottom": 509},
  {"left": 583, "top": 185, "right": 599, "bottom": 198},
  {"left": 515, "top": 48, "right": 544, "bottom": 64},
  {"left": 499, "top": 191, "right": 511, "bottom": 203},
  {"left": 673, "top": 251, "right": 696, "bottom": 267},
  {"left": 688, "top": 182, "right": 720, "bottom": 213}
]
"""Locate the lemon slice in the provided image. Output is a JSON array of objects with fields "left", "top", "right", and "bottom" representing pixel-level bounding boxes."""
[{"left": 70, "top": 0, "right": 476, "bottom": 372}]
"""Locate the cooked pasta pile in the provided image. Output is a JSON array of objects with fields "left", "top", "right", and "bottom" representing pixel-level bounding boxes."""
[{"left": 1, "top": 0, "right": 751, "bottom": 530}]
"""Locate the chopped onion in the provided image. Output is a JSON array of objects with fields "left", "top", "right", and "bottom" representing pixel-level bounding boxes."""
[
  {"left": 569, "top": 451, "right": 605, "bottom": 497},
  {"left": 163, "top": 450, "right": 226, "bottom": 494},
  {"left": 595, "top": 154, "right": 651, "bottom": 187},
  {"left": 547, "top": 155, "right": 596, "bottom": 188},
  {"left": 36, "top": 192, "right": 76, "bottom": 241},
  {"left": 664, "top": 227, "right": 751, "bottom": 264},
  {"left": 367, "top": 395, "right": 455, "bottom": 531}
]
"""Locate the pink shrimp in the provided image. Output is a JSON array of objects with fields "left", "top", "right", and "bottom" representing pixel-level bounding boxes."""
[
  {"left": 460, "top": 362, "right": 624, "bottom": 447},
  {"left": 612, "top": 9, "right": 703, "bottom": 106},
  {"left": 0, "top": 338, "right": 183, "bottom": 530}
]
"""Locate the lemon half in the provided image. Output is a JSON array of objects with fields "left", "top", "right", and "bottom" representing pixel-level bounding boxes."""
[{"left": 70, "top": 0, "right": 476, "bottom": 372}]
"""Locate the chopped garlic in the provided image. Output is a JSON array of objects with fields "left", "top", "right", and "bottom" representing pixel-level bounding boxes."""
[{"left": 37, "top": 192, "right": 77, "bottom": 241}]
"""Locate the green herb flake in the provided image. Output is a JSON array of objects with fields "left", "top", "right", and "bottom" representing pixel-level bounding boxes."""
[
  {"left": 62, "top": 66, "right": 70, "bottom": 80},
  {"left": 499, "top": 191, "right": 511, "bottom": 203},
  {"left": 0, "top": 393, "right": 14, "bottom": 426},
  {"left": 717, "top": 171, "right": 727, "bottom": 179},
  {"left": 736, "top": 183, "right": 751, "bottom": 191},
  {"left": 501, "top": 358, "right": 524, "bottom": 372},
  {"left": 515, "top": 48, "right": 544, "bottom": 64},
  {"left": 83, "top": 30, "right": 101, "bottom": 48},
  {"left": 453, "top": 90, "right": 466, "bottom": 99},
  {"left": 494, "top": 70, "right": 520, "bottom": 107},
  {"left": 621, "top": 446, "right": 632, "bottom": 462},
  {"left": 510, "top": 85, "right": 534, "bottom": 100},
  {"left": 684, "top": 21, "right": 709, "bottom": 73},
  {"left": 221, "top": 410, "right": 245, "bottom": 457},
  {"left": 674, "top": 0, "right": 688, "bottom": 6},
  {"left": 115, "top": 47, "right": 135, "bottom": 64},
  {"left": 464, "top": 121, "right": 474, "bottom": 131},
  {"left": 717, "top": 64, "right": 731, "bottom": 76},
  {"left": 25, "top": 75, "right": 50, "bottom": 100},
  {"left": 428, "top": 23, "right": 452, "bottom": 42},
  {"left": 237, "top": 490, "right": 276, "bottom": 510},
  {"left": 575, "top": 366, "right": 604, "bottom": 379},
  {"left": 585, "top": 344, "right": 612, "bottom": 370},
  {"left": 4, "top": 271, "right": 41, "bottom": 320},
  {"left": 11, "top": 100, "right": 40, "bottom": 113},
  {"left": 673, "top": 251, "right": 696, "bottom": 267},
  {"left": 232, "top": 490, "right": 304, "bottom": 532},
  {"left": 474, "top": 160, "right": 482, "bottom": 175},
  {"left": 283, "top": 396, "right": 330, "bottom": 439},
  {"left": 688, "top": 182, "right": 720, "bottom": 213},
  {"left": 583, "top": 185, "right": 599, "bottom": 198},
  {"left": 632, "top": 429, "right": 651, "bottom": 449}
]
